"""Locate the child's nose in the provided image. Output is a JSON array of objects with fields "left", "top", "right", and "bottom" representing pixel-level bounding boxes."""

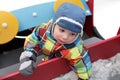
[{"left": 62, "top": 34, "right": 68, "bottom": 40}]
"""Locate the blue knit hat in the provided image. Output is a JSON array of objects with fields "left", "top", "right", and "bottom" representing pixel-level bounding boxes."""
[{"left": 53, "top": 2, "right": 86, "bottom": 33}]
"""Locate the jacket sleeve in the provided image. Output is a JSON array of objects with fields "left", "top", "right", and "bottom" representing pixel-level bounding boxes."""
[
  {"left": 61, "top": 46, "right": 92, "bottom": 79},
  {"left": 23, "top": 24, "right": 46, "bottom": 56}
]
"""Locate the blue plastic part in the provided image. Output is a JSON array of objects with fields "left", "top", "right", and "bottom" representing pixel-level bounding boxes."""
[
  {"left": 11, "top": 0, "right": 91, "bottom": 32},
  {"left": 11, "top": 2, "right": 54, "bottom": 32},
  {"left": 81, "top": 0, "right": 92, "bottom": 16}
]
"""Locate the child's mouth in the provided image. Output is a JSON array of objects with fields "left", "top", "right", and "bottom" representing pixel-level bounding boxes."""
[{"left": 58, "top": 39, "right": 65, "bottom": 44}]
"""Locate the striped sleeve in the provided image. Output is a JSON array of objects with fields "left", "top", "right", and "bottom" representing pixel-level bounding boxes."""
[
  {"left": 24, "top": 24, "right": 46, "bottom": 56},
  {"left": 60, "top": 46, "right": 92, "bottom": 79}
]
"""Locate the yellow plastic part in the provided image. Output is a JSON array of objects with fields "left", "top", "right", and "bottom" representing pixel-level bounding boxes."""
[
  {"left": 54, "top": 0, "right": 84, "bottom": 12},
  {"left": 0, "top": 11, "right": 19, "bottom": 44}
]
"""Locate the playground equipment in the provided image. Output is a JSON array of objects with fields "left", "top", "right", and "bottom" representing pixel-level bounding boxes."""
[
  {"left": 0, "top": 0, "right": 120, "bottom": 80},
  {"left": 0, "top": 0, "right": 91, "bottom": 53}
]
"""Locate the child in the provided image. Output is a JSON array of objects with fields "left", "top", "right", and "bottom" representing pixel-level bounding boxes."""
[{"left": 19, "top": 2, "right": 92, "bottom": 80}]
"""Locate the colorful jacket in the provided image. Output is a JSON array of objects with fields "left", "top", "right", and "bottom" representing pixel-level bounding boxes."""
[{"left": 24, "top": 21, "right": 92, "bottom": 79}]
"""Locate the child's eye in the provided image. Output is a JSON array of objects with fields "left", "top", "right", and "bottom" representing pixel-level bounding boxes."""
[
  {"left": 59, "top": 29, "right": 65, "bottom": 32},
  {"left": 71, "top": 33, "right": 76, "bottom": 35},
  {"left": 70, "top": 33, "right": 77, "bottom": 36}
]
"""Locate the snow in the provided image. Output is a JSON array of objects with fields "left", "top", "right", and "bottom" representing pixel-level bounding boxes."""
[
  {"left": 90, "top": 53, "right": 120, "bottom": 80},
  {"left": 52, "top": 53, "right": 120, "bottom": 80},
  {"left": 52, "top": 71, "right": 78, "bottom": 80}
]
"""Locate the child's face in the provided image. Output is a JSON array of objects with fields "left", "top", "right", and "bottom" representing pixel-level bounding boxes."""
[{"left": 53, "top": 24, "right": 78, "bottom": 44}]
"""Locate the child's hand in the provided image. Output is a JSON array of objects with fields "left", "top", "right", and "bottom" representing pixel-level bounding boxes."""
[{"left": 19, "top": 51, "right": 37, "bottom": 76}]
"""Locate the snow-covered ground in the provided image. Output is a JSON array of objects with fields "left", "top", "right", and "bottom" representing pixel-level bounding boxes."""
[
  {"left": 52, "top": 71, "right": 78, "bottom": 80},
  {"left": 90, "top": 53, "right": 120, "bottom": 80},
  {"left": 53, "top": 53, "right": 120, "bottom": 80}
]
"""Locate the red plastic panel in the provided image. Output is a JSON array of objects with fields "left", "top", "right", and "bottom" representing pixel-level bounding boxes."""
[
  {"left": 86, "top": 34, "right": 120, "bottom": 62},
  {"left": 0, "top": 58, "right": 71, "bottom": 80},
  {"left": 84, "top": 0, "right": 94, "bottom": 37},
  {"left": 117, "top": 27, "right": 120, "bottom": 35}
]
